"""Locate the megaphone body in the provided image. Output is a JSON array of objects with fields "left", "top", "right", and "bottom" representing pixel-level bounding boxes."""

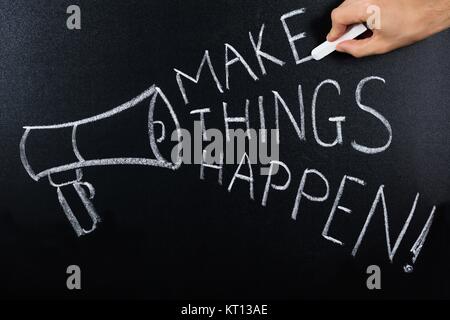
[{"left": 20, "top": 85, "right": 182, "bottom": 236}]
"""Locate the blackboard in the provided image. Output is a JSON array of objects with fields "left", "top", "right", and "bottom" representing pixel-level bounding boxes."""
[{"left": 1, "top": 0, "right": 449, "bottom": 299}]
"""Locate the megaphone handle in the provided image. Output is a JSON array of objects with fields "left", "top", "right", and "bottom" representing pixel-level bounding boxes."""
[{"left": 56, "top": 182, "right": 101, "bottom": 237}]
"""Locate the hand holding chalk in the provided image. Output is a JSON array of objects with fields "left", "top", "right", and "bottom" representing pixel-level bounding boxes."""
[
  {"left": 311, "top": 23, "right": 367, "bottom": 60},
  {"left": 325, "top": 0, "right": 450, "bottom": 58}
]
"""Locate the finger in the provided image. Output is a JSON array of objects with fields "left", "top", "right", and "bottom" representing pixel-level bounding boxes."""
[
  {"left": 327, "top": 2, "right": 370, "bottom": 41},
  {"left": 336, "top": 38, "right": 379, "bottom": 58}
]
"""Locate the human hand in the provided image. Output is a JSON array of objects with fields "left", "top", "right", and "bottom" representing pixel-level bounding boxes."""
[{"left": 327, "top": 0, "right": 450, "bottom": 57}]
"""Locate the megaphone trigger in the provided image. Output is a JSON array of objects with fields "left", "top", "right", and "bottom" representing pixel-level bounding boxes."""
[{"left": 53, "top": 172, "right": 100, "bottom": 237}]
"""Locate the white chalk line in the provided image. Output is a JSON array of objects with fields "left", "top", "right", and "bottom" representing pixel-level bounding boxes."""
[{"left": 23, "top": 85, "right": 156, "bottom": 130}]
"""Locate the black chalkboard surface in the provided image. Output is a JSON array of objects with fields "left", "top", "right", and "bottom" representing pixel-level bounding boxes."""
[{"left": 1, "top": 0, "right": 449, "bottom": 299}]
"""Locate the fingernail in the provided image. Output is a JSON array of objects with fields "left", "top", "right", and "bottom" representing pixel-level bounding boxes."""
[{"left": 326, "top": 32, "right": 333, "bottom": 41}]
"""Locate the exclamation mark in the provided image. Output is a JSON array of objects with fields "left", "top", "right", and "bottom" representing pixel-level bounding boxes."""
[{"left": 403, "top": 206, "right": 436, "bottom": 273}]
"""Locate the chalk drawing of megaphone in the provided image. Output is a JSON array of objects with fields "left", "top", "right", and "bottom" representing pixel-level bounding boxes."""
[{"left": 20, "top": 85, "right": 182, "bottom": 236}]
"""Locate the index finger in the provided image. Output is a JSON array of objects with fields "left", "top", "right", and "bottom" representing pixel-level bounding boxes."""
[{"left": 327, "top": 2, "right": 371, "bottom": 41}]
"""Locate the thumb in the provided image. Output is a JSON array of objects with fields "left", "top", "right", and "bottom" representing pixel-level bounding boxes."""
[{"left": 336, "top": 38, "right": 380, "bottom": 58}]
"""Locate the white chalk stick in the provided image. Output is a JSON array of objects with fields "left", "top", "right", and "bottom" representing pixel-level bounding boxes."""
[{"left": 311, "top": 23, "right": 368, "bottom": 60}]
